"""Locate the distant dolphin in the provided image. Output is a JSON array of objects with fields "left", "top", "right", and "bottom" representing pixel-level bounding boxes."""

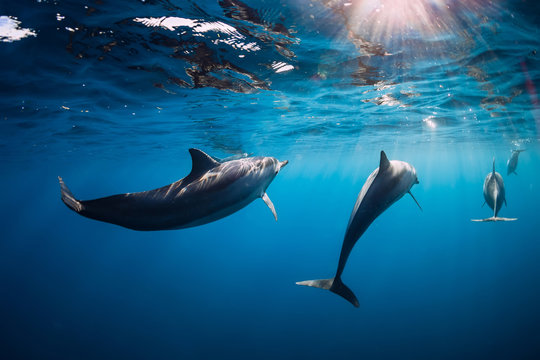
[
  {"left": 507, "top": 149, "right": 525, "bottom": 175},
  {"left": 211, "top": 152, "right": 253, "bottom": 162},
  {"left": 59, "top": 148, "right": 288, "bottom": 230},
  {"left": 472, "top": 159, "right": 516, "bottom": 222},
  {"left": 296, "top": 151, "right": 421, "bottom": 307}
]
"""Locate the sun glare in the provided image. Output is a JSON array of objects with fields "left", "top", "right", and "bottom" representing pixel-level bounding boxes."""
[{"left": 347, "top": 0, "right": 464, "bottom": 42}]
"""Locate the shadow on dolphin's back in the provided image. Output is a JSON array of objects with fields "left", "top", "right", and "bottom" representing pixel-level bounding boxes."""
[{"left": 58, "top": 148, "right": 288, "bottom": 231}]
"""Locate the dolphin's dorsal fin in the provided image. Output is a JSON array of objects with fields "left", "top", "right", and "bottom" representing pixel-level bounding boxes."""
[
  {"left": 188, "top": 148, "right": 220, "bottom": 177},
  {"left": 379, "top": 151, "right": 391, "bottom": 172}
]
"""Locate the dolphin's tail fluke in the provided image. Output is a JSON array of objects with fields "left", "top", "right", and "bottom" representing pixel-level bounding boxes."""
[
  {"left": 296, "top": 277, "right": 359, "bottom": 307},
  {"left": 471, "top": 217, "right": 517, "bottom": 222},
  {"left": 58, "top": 177, "right": 83, "bottom": 213}
]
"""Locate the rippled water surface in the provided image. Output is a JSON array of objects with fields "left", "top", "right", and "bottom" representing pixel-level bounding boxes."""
[
  {"left": 2, "top": 0, "right": 539, "bottom": 156},
  {"left": 1, "top": 0, "right": 540, "bottom": 359}
]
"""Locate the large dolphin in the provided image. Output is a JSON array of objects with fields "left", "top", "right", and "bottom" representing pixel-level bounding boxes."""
[
  {"left": 472, "top": 159, "right": 516, "bottom": 222},
  {"left": 59, "top": 148, "right": 288, "bottom": 230},
  {"left": 296, "top": 151, "right": 421, "bottom": 307},
  {"left": 507, "top": 149, "right": 524, "bottom": 175}
]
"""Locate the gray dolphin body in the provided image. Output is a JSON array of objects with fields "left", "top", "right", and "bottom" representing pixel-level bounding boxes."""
[
  {"left": 297, "top": 151, "right": 421, "bottom": 307},
  {"left": 507, "top": 150, "right": 524, "bottom": 175},
  {"left": 59, "top": 149, "right": 288, "bottom": 230},
  {"left": 472, "top": 160, "right": 516, "bottom": 222}
]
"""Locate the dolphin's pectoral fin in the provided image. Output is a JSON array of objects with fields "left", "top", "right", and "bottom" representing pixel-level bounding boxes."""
[
  {"left": 262, "top": 192, "right": 277, "bottom": 221},
  {"left": 504, "top": 198, "right": 507, "bottom": 207},
  {"left": 408, "top": 191, "right": 422, "bottom": 211},
  {"left": 481, "top": 201, "right": 486, "bottom": 208}
]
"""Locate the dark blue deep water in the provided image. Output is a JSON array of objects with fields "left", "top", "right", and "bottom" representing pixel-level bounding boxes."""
[{"left": 1, "top": 0, "right": 540, "bottom": 359}]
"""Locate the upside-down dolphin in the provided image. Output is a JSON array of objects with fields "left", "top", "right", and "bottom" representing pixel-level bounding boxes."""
[
  {"left": 507, "top": 149, "right": 524, "bottom": 175},
  {"left": 472, "top": 159, "right": 516, "bottom": 222},
  {"left": 296, "top": 151, "right": 421, "bottom": 307},
  {"left": 59, "top": 148, "right": 288, "bottom": 230}
]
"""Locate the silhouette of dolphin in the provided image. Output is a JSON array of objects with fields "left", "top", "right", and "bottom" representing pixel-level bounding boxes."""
[
  {"left": 507, "top": 149, "right": 524, "bottom": 175},
  {"left": 472, "top": 159, "right": 516, "bottom": 222},
  {"left": 296, "top": 151, "right": 421, "bottom": 307},
  {"left": 59, "top": 148, "right": 288, "bottom": 230}
]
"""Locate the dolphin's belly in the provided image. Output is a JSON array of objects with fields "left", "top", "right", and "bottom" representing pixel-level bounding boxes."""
[{"left": 167, "top": 185, "right": 258, "bottom": 229}]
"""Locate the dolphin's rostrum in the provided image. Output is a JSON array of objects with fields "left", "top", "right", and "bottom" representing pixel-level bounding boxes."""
[
  {"left": 472, "top": 159, "right": 516, "bottom": 222},
  {"left": 297, "top": 151, "right": 421, "bottom": 307},
  {"left": 59, "top": 148, "right": 288, "bottom": 230}
]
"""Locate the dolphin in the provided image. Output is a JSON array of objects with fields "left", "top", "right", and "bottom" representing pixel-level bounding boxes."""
[
  {"left": 59, "top": 148, "right": 288, "bottom": 230},
  {"left": 211, "top": 152, "right": 253, "bottom": 162},
  {"left": 507, "top": 149, "right": 524, "bottom": 175},
  {"left": 472, "top": 159, "right": 516, "bottom": 222},
  {"left": 296, "top": 151, "right": 421, "bottom": 307}
]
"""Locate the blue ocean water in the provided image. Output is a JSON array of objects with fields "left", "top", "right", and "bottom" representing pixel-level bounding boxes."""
[{"left": 1, "top": 0, "right": 540, "bottom": 359}]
